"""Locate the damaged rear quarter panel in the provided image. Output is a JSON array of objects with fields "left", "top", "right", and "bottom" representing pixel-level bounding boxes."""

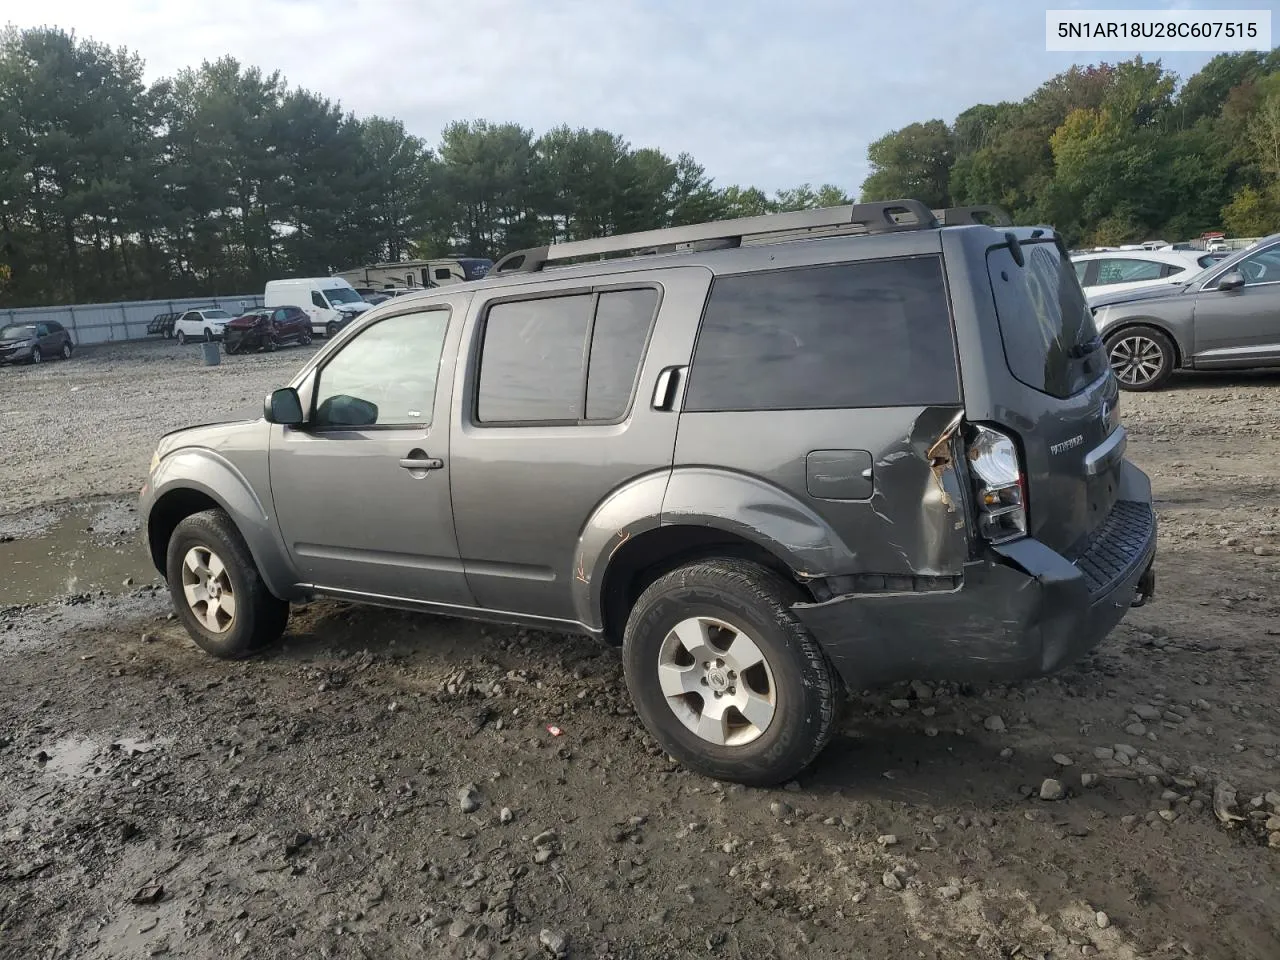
[{"left": 667, "top": 405, "right": 971, "bottom": 580}]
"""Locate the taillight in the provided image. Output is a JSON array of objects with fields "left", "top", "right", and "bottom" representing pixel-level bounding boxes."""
[{"left": 967, "top": 425, "right": 1028, "bottom": 544}]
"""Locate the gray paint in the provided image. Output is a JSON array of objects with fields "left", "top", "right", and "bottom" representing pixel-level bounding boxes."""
[
  {"left": 1091, "top": 234, "right": 1280, "bottom": 371},
  {"left": 140, "top": 213, "right": 1158, "bottom": 689}
]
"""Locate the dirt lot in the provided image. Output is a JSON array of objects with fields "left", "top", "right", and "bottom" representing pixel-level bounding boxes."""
[{"left": 1, "top": 342, "right": 1278, "bottom": 960}]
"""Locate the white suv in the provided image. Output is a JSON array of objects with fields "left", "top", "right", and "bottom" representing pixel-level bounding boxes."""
[
  {"left": 173, "top": 308, "right": 233, "bottom": 345},
  {"left": 1071, "top": 250, "right": 1218, "bottom": 300}
]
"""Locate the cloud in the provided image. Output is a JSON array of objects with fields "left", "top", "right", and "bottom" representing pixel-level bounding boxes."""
[{"left": 7, "top": 0, "right": 1259, "bottom": 193}]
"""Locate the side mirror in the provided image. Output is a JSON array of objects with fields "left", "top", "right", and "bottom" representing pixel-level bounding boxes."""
[
  {"left": 265, "top": 387, "right": 304, "bottom": 426},
  {"left": 1217, "top": 270, "right": 1246, "bottom": 292}
]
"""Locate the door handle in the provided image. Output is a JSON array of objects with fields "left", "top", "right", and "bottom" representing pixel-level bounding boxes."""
[
  {"left": 399, "top": 456, "right": 443, "bottom": 470},
  {"left": 652, "top": 365, "right": 685, "bottom": 411}
]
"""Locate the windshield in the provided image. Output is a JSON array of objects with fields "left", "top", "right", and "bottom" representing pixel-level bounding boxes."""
[
  {"left": 989, "top": 239, "right": 1107, "bottom": 399},
  {"left": 323, "top": 287, "right": 362, "bottom": 305},
  {"left": 0, "top": 324, "right": 36, "bottom": 339},
  {"left": 203, "top": 310, "right": 231, "bottom": 319}
]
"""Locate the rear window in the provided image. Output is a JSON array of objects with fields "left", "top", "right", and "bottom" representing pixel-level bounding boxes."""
[
  {"left": 988, "top": 240, "right": 1106, "bottom": 400},
  {"left": 684, "top": 257, "right": 959, "bottom": 412}
]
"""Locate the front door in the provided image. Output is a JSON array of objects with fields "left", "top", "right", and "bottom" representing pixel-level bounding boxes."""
[
  {"left": 1193, "top": 241, "right": 1280, "bottom": 366},
  {"left": 268, "top": 296, "right": 473, "bottom": 606}
]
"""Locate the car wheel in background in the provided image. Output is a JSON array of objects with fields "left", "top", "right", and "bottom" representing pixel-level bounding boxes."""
[
  {"left": 61, "top": 341, "right": 72, "bottom": 360},
  {"left": 176, "top": 330, "right": 187, "bottom": 345},
  {"left": 326, "top": 321, "right": 338, "bottom": 338},
  {"left": 1106, "top": 325, "right": 1175, "bottom": 391},
  {"left": 30, "top": 347, "right": 42, "bottom": 364},
  {"left": 204, "top": 327, "right": 214, "bottom": 342}
]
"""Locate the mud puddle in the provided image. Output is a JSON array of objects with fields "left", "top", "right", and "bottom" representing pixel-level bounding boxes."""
[
  {"left": 0, "top": 502, "right": 158, "bottom": 606},
  {"left": 35, "top": 733, "right": 171, "bottom": 781}
]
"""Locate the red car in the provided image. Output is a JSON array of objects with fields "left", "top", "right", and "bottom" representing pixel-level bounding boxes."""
[{"left": 223, "top": 306, "right": 313, "bottom": 354}]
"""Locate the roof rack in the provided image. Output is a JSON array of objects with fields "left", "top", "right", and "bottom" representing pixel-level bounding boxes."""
[{"left": 491, "top": 199, "right": 1013, "bottom": 275}]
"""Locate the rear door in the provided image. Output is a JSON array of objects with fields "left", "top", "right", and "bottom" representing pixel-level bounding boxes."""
[
  {"left": 448, "top": 267, "right": 709, "bottom": 621},
  {"left": 985, "top": 238, "right": 1119, "bottom": 555},
  {"left": 1191, "top": 241, "right": 1280, "bottom": 366},
  {"left": 671, "top": 245, "right": 970, "bottom": 578}
]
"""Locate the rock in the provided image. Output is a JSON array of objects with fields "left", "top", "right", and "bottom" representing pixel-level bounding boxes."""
[
  {"left": 539, "top": 928, "right": 568, "bottom": 957},
  {"left": 877, "top": 834, "right": 898, "bottom": 847},
  {"left": 911, "top": 680, "right": 933, "bottom": 701},
  {"left": 1158, "top": 809, "right": 1179, "bottom": 823},
  {"left": 500, "top": 807, "right": 514, "bottom": 824},
  {"left": 1115, "top": 744, "right": 1139, "bottom": 758},
  {"left": 458, "top": 784, "right": 483, "bottom": 814},
  {"left": 769, "top": 801, "right": 793, "bottom": 819},
  {"left": 1132, "top": 704, "right": 1161, "bottom": 721},
  {"left": 1125, "top": 723, "right": 1147, "bottom": 737},
  {"left": 999, "top": 748, "right": 1014, "bottom": 759},
  {"left": 1096, "top": 911, "right": 1111, "bottom": 929},
  {"left": 1081, "top": 774, "right": 1099, "bottom": 788},
  {"left": 1053, "top": 754, "right": 1074, "bottom": 767},
  {"left": 140, "top": 630, "right": 156, "bottom": 643},
  {"left": 1040, "top": 778, "right": 1066, "bottom": 801},
  {"left": 1265, "top": 815, "right": 1280, "bottom": 832},
  {"left": 889, "top": 698, "right": 911, "bottom": 710},
  {"left": 448, "top": 919, "right": 474, "bottom": 938},
  {"left": 938, "top": 884, "right": 962, "bottom": 901},
  {"left": 533, "top": 829, "right": 558, "bottom": 847},
  {"left": 1270, "top": 832, "right": 1280, "bottom": 849},
  {"left": 1254, "top": 545, "right": 1274, "bottom": 556},
  {"left": 1093, "top": 747, "right": 1115, "bottom": 761},
  {"left": 983, "top": 715, "right": 1006, "bottom": 733},
  {"left": 882, "top": 871, "right": 904, "bottom": 891},
  {"left": 1213, "top": 782, "right": 1246, "bottom": 825},
  {"left": 1266, "top": 791, "right": 1280, "bottom": 811}
]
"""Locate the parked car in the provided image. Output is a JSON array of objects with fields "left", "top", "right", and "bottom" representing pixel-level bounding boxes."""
[
  {"left": 0, "top": 320, "right": 74, "bottom": 365},
  {"left": 1071, "top": 249, "right": 1219, "bottom": 299},
  {"left": 264, "top": 277, "right": 371, "bottom": 338},
  {"left": 141, "top": 200, "right": 1156, "bottom": 786},
  {"left": 173, "top": 308, "right": 233, "bottom": 345},
  {"left": 1092, "top": 232, "right": 1280, "bottom": 390},
  {"left": 223, "top": 306, "right": 314, "bottom": 354}
]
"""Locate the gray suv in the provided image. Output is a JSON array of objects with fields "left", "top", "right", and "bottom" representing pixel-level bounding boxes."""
[
  {"left": 140, "top": 200, "right": 1157, "bottom": 786},
  {"left": 1092, "top": 233, "right": 1280, "bottom": 390}
]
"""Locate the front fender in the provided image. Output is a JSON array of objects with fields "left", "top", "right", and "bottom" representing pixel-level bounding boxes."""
[
  {"left": 143, "top": 448, "right": 302, "bottom": 601},
  {"left": 661, "top": 467, "right": 859, "bottom": 577}
]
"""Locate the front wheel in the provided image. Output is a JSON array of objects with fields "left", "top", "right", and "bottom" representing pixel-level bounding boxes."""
[
  {"left": 622, "top": 559, "right": 840, "bottom": 786},
  {"left": 1106, "top": 326, "right": 1175, "bottom": 391},
  {"left": 29, "top": 347, "right": 42, "bottom": 364},
  {"left": 165, "top": 509, "right": 290, "bottom": 659},
  {"left": 176, "top": 330, "right": 187, "bottom": 346},
  {"left": 300, "top": 333, "right": 313, "bottom": 346},
  {"left": 204, "top": 327, "right": 214, "bottom": 342},
  {"left": 326, "top": 321, "right": 338, "bottom": 338},
  {"left": 61, "top": 341, "right": 73, "bottom": 360}
]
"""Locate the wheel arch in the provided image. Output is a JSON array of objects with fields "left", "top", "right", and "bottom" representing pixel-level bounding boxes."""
[{"left": 1102, "top": 319, "right": 1184, "bottom": 369}]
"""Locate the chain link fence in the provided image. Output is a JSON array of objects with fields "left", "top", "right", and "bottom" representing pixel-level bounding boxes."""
[{"left": 0, "top": 294, "right": 266, "bottom": 346}]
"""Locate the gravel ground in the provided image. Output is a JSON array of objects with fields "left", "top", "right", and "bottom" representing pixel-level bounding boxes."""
[{"left": 1, "top": 343, "right": 1278, "bottom": 959}]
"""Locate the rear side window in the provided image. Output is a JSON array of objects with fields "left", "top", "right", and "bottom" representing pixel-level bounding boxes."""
[
  {"left": 1095, "top": 258, "right": 1164, "bottom": 284},
  {"left": 988, "top": 240, "right": 1106, "bottom": 400},
  {"left": 477, "top": 288, "right": 659, "bottom": 424},
  {"left": 684, "top": 257, "right": 959, "bottom": 412}
]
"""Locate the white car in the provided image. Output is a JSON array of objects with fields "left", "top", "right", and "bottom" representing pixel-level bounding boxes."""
[
  {"left": 172, "top": 308, "right": 233, "bottom": 345},
  {"left": 1071, "top": 250, "right": 1220, "bottom": 299}
]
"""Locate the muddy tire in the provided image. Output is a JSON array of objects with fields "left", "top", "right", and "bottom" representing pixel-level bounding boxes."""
[
  {"left": 1106, "top": 325, "right": 1175, "bottom": 392},
  {"left": 165, "top": 509, "right": 289, "bottom": 659},
  {"left": 622, "top": 559, "right": 839, "bottom": 787}
]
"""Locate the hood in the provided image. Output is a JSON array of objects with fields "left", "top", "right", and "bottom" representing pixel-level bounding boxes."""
[
  {"left": 225, "top": 315, "right": 266, "bottom": 329},
  {"left": 1089, "top": 282, "right": 1193, "bottom": 309},
  {"left": 0, "top": 335, "right": 34, "bottom": 345},
  {"left": 336, "top": 301, "right": 372, "bottom": 314}
]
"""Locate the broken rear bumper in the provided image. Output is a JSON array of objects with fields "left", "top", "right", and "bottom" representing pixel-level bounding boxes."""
[{"left": 792, "top": 461, "right": 1157, "bottom": 689}]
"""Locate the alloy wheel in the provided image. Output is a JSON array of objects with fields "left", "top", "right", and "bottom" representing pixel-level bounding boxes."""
[
  {"left": 1109, "top": 334, "right": 1165, "bottom": 387},
  {"left": 180, "top": 545, "right": 237, "bottom": 634}
]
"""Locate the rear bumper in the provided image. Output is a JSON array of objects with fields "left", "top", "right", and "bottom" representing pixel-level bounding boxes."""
[{"left": 792, "top": 459, "right": 1157, "bottom": 688}]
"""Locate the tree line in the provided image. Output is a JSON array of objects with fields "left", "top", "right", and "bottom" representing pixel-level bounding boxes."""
[
  {"left": 861, "top": 51, "right": 1280, "bottom": 247},
  {"left": 3, "top": 25, "right": 1279, "bottom": 308},
  {"left": 0, "top": 26, "right": 850, "bottom": 307}
]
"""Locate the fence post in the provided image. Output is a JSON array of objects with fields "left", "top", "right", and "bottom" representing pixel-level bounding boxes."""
[
  {"left": 120, "top": 303, "right": 128, "bottom": 342},
  {"left": 68, "top": 304, "right": 77, "bottom": 344}
]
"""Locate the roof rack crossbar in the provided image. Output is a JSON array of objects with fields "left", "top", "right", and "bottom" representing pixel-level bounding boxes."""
[{"left": 492, "top": 199, "right": 945, "bottom": 274}]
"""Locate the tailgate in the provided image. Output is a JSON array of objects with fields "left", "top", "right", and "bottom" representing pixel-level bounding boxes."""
[{"left": 986, "top": 239, "right": 1121, "bottom": 555}]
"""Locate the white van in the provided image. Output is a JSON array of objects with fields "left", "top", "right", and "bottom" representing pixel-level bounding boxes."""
[{"left": 264, "top": 277, "right": 372, "bottom": 338}]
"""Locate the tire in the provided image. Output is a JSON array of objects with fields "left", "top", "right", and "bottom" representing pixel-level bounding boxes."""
[
  {"left": 1106, "top": 325, "right": 1175, "bottom": 391},
  {"left": 176, "top": 330, "right": 187, "bottom": 346},
  {"left": 622, "top": 559, "right": 840, "bottom": 786},
  {"left": 204, "top": 327, "right": 213, "bottom": 342},
  {"left": 300, "top": 333, "right": 312, "bottom": 346},
  {"left": 61, "top": 341, "right": 73, "bottom": 360},
  {"left": 164, "top": 508, "right": 290, "bottom": 659},
  {"left": 326, "top": 321, "right": 338, "bottom": 339},
  {"left": 224, "top": 339, "right": 239, "bottom": 355},
  {"left": 29, "top": 347, "right": 41, "bottom": 364}
]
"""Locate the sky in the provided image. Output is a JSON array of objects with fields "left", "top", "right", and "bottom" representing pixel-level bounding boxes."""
[{"left": 2, "top": 0, "right": 1276, "bottom": 193}]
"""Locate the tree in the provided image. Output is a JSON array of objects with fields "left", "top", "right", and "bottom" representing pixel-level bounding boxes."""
[
  {"left": 860, "top": 120, "right": 955, "bottom": 208},
  {"left": 1222, "top": 185, "right": 1280, "bottom": 236}
]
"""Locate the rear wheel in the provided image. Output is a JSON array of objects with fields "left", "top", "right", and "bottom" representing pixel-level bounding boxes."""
[
  {"left": 1106, "top": 326, "right": 1175, "bottom": 391},
  {"left": 300, "top": 333, "right": 313, "bottom": 346},
  {"left": 622, "top": 559, "right": 840, "bottom": 786},
  {"left": 165, "top": 509, "right": 289, "bottom": 659}
]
